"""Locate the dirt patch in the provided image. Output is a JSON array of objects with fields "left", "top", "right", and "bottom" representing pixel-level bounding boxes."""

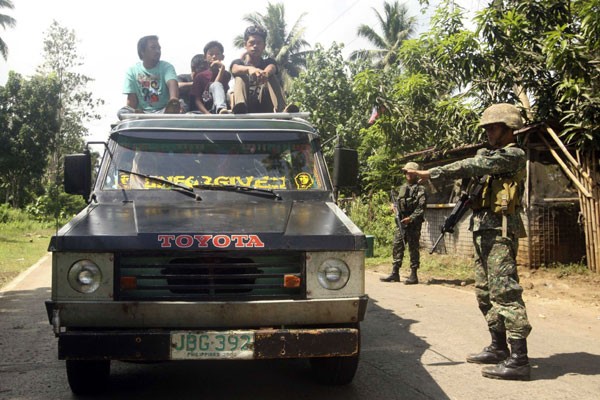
[
  {"left": 518, "top": 268, "right": 600, "bottom": 307},
  {"left": 436, "top": 269, "right": 600, "bottom": 308},
  {"left": 372, "top": 264, "right": 600, "bottom": 308}
]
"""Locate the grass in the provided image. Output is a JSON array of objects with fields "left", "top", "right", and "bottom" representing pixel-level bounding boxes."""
[
  {"left": 364, "top": 244, "right": 590, "bottom": 284},
  {"left": 548, "top": 262, "right": 591, "bottom": 278},
  {"left": 0, "top": 221, "right": 56, "bottom": 288},
  {"left": 366, "top": 249, "right": 475, "bottom": 282}
]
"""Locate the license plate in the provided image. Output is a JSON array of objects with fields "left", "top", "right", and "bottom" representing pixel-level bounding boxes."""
[{"left": 170, "top": 331, "right": 255, "bottom": 360}]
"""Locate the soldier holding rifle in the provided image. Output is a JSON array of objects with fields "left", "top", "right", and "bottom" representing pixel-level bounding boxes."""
[
  {"left": 380, "top": 162, "right": 427, "bottom": 285},
  {"left": 407, "top": 103, "right": 532, "bottom": 381}
]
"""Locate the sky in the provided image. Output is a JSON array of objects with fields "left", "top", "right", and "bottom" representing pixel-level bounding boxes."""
[{"left": 0, "top": 0, "right": 484, "bottom": 142}]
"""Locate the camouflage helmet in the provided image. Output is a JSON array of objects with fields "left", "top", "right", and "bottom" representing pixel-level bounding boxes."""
[
  {"left": 402, "top": 161, "right": 420, "bottom": 171},
  {"left": 479, "top": 103, "right": 523, "bottom": 130}
]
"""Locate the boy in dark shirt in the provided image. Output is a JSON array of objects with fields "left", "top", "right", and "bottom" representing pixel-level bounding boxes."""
[
  {"left": 230, "top": 26, "right": 297, "bottom": 114},
  {"left": 189, "top": 41, "right": 231, "bottom": 114}
]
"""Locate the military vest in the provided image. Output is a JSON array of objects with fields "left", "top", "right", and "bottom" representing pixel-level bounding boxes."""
[
  {"left": 396, "top": 184, "right": 423, "bottom": 221},
  {"left": 472, "top": 144, "right": 526, "bottom": 215}
]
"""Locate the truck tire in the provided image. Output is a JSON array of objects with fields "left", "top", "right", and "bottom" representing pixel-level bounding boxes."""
[
  {"left": 310, "top": 324, "right": 360, "bottom": 385},
  {"left": 66, "top": 360, "right": 110, "bottom": 395},
  {"left": 310, "top": 354, "right": 360, "bottom": 385}
]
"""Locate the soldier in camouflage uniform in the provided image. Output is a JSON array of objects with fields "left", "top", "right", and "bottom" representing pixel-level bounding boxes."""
[
  {"left": 409, "top": 104, "right": 532, "bottom": 381},
  {"left": 381, "top": 162, "right": 427, "bottom": 285}
]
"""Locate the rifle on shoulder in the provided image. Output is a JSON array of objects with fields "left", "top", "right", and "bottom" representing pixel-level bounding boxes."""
[{"left": 429, "top": 175, "right": 488, "bottom": 254}]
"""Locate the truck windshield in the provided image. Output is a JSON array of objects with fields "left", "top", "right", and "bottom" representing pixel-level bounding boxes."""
[{"left": 102, "top": 131, "right": 325, "bottom": 191}]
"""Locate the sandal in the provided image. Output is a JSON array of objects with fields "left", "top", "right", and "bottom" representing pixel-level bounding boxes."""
[{"left": 164, "top": 99, "right": 181, "bottom": 114}]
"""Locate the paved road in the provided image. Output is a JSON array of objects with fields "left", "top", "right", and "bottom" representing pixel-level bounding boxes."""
[{"left": 1, "top": 255, "right": 599, "bottom": 399}]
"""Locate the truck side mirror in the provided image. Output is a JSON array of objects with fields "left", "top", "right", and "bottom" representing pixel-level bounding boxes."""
[
  {"left": 64, "top": 151, "right": 92, "bottom": 200},
  {"left": 333, "top": 146, "right": 358, "bottom": 188}
]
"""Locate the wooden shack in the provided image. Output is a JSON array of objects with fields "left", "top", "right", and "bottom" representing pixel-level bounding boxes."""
[{"left": 406, "top": 125, "right": 595, "bottom": 269}]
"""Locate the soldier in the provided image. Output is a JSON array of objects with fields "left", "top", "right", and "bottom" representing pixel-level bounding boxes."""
[
  {"left": 381, "top": 162, "right": 427, "bottom": 285},
  {"left": 408, "top": 103, "right": 532, "bottom": 380}
]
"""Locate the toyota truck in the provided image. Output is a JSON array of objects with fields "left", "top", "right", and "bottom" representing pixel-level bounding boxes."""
[{"left": 45, "top": 113, "right": 368, "bottom": 394}]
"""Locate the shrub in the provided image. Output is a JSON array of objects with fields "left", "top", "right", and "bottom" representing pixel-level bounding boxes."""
[
  {"left": 25, "top": 192, "right": 86, "bottom": 222},
  {"left": 0, "top": 203, "right": 28, "bottom": 224},
  {"left": 0, "top": 203, "right": 54, "bottom": 230},
  {"left": 345, "top": 190, "right": 396, "bottom": 257}
]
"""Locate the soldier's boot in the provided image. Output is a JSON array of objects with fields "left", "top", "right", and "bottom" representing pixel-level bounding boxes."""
[
  {"left": 404, "top": 267, "right": 418, "bottom": 285},
  {"left": 481, "top": 338, "right": 531, "bottom": 381},
  {"left": 466, "top": 330, "right": 509, "bottom": 364},
  {"left": 380, "top": 264, "right": 400, "bottom": 282}
]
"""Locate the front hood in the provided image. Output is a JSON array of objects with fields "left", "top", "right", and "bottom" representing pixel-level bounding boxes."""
[{"left": 50, "top": 201, "right": 364, "bottom": 251}]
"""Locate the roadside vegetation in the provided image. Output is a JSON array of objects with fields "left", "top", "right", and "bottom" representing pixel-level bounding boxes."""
[
  {"left": 0, "top": 205, "right": 55, "bottom": 287},
  {"left": 364, "top": 246, "right": 590, "bottom": 285},
  {"left": 365, "top": 251, "right": 475, "bottom": 282}
]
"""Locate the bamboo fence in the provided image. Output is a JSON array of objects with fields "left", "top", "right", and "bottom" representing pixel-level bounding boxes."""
[
  {"left": 540, "top": 125, "right": 599, "bottom": 272},
  {"left": 577, "top": 149, "right": 599, "bottom": 273}
]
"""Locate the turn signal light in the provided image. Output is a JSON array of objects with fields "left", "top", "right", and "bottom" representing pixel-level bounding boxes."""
[
  {"left": 120, "top": 276, "right": 137, "bottom": 290},
  {"left": 284, "top": 274, "right": 301, "bottom": 288}
]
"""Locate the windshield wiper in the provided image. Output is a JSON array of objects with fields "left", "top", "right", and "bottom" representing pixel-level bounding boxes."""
[
  {"left": 193, "top": 184, "right": 282, "bottom": 200},
  {"left": 118, "top": 169, "right": 201, "bottom": 200}
]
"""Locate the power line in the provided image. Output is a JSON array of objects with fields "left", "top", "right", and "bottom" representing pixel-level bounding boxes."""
[{"left": 313, "top": 0, "right": 362, "bottom": 41}]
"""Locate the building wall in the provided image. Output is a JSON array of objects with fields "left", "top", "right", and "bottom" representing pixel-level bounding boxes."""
[
  {"left": 421, "top": 203, "right": 585, "bottom": 267},
  {"left": 422, "top": 206, "right": 473, "bottom": 257}
]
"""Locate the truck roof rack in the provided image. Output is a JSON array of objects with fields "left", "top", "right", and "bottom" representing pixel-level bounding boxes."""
[{"left": 118, "top": 112, "right": 311, "bottom": 122}]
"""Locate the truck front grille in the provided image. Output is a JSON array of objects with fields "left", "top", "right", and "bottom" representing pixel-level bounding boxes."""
[{"left": 116, "top": 251, "right": 304, "bottom": 301}]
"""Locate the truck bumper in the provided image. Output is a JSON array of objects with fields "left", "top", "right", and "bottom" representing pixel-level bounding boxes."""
[
  {"left": 45, "top": 296, "right": 369, "bottom": 330},
  {"left": 56, "top": 327, "right": 360, "bottom": 361}
]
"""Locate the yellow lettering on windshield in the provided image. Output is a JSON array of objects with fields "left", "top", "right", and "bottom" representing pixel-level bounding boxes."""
[
  {"left": 131, "top": 176, "right": 287, "bottom": 190},
  {"left": 214, "top": 176, "right": 234, "bottom": 186},
  {"left": 235, "top": 177, "right": 253, "bottom": 186}
]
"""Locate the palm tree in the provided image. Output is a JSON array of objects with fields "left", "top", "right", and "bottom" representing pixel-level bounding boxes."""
[
  {"left": 233, "top": 2, "right": 310, "bottom": 89},
  {"left": 351, "top": 0, "right": 416, "bottom": 69},
  {"left": 0, "top": 0, "right": 16, "bottom": 60}
]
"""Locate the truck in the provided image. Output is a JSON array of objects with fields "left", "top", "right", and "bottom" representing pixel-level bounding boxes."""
[{"left": 45, "top": 113, "right": 368, "bottom": 394}]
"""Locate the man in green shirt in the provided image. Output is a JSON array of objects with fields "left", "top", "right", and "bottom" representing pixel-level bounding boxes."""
[{"left": 120, "top": 35, "right": 180, "bottom": 117}]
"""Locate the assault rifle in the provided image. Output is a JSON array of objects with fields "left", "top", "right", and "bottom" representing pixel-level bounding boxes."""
[
  {"left": 390, "top": 190, "right": 406, "bottom": 237},
  {"left": 429, "top": 175, "right": 488, "bottom": 254}
]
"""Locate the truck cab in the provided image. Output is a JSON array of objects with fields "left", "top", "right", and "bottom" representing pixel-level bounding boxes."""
[{"left": 46, "top": 113, "right": 367, "bottom": 394}]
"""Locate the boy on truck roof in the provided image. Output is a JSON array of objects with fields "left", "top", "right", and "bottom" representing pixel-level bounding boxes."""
[
  {"left": 230, "top": 26, "right": 298, "bottom": 114},
  {"left": 188, "top": 41, "right": 232, "bottom": 114}
]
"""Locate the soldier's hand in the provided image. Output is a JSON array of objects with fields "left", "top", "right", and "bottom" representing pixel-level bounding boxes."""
[{"left": 401, "top": 216, "right": 411, "bottom": 224}]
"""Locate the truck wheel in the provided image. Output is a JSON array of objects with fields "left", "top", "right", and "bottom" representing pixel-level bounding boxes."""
[
  {"left": 310, "top": 354, "right": 359, "bottom": 385},
  {"left": 66, "top": 360, "right": 110, "bottom": 395},
  {"left": 310, "top": 324, "right": 360, "bottom": 385}
]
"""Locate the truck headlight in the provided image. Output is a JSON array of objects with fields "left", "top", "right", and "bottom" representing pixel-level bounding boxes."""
[
  {"left": 317, "top": 258, "right": 350, "bottom": 290},
  {"left": 68, "top": 260, "right": 102, "bottom": 294}
]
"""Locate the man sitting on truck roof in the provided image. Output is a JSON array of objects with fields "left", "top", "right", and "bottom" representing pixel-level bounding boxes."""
[
  {"left": 118, "top": 35, "right": 181, "bottom": 118},
  {"left": 230, "top": 26, "right": 298, "bottom": 114}
]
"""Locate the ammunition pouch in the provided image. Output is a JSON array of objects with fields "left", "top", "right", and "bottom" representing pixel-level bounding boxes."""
[
  {"left": 472, "top": 169, "right": 525, "bottom": 215},
  {"left": 396, "top": 185, "right": 419, "bottom": 217},
  {"left": 397, "top": 186, "right": 408, "bottom": 212}
]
